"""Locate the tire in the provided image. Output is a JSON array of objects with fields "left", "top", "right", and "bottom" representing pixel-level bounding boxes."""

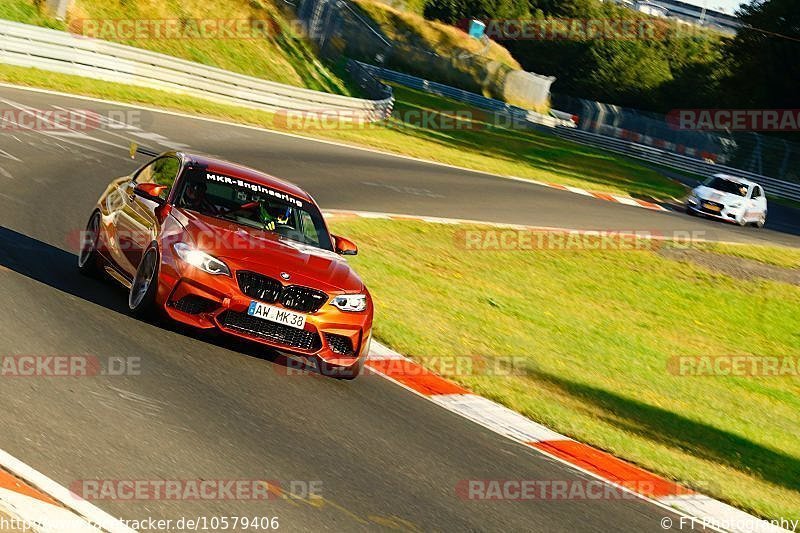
[
  {"left": 755, "top": 213, "right": 766, "bottom": 229},
  {"left": 737, "top": 214, "right": 748, "bottom": 227},
  {"left": 686, "top": 206, "right": 696, "bottom": 216},
  {"left": 129, "top": 246, "right": 160, "bottom": 317},
  {"left": 78, "top": 212, "right": 103, "bottom": 277}
]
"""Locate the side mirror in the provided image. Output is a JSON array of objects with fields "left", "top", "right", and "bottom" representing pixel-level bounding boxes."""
[
  {"left": 134, "top": 183, "right": 167, "bottom": 205},
  {"left": 332, "top": 235, "right": 358, "bottom": 256}
]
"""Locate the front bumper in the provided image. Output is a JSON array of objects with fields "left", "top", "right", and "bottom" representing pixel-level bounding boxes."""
[
  {"left": 155, "top": 256, "right": 372, "bottom": 371},
  {"left": 686, "top": 198, "right": 742, "bottom": 223}
]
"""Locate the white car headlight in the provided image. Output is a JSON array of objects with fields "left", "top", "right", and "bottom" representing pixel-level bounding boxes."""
[
  {"left": 173, "top": 242, "right": 230, "bottom": 276},
  {"left": 687, "top": 194, "right": 699, "bottom": 204},
  {"left": 331, "top": 294, "right": 367, "bottom": 312}
]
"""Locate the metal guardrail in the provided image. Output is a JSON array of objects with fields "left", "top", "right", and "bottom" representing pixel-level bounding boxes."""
[
  {"left": 0, "top": 19, "right": 393, "bottom": 121},
  {"left": 358, "top": 62, "right": 567, "bottom": 129},
  {"left": 554, "top": 127, "right": 800, "bottom": 202}
]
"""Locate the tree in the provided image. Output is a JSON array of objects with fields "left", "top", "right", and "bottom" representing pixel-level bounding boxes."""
[{"left": 722, "top": 0, "right": 800, "bottom": 109}]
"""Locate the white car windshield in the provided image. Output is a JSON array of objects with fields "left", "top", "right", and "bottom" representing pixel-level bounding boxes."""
[{"left": 704, "top": 177, "right": 748, "bottom": 197}]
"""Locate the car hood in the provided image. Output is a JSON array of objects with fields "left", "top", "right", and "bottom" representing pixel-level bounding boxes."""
[
  {"left": 693, "top": 186, "right": 746, "bottom": 206},
  {"left": 171, "top": 209, "right": 364, "bottom": 293}
]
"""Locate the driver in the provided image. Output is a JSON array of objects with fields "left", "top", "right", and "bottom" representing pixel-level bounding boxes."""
[
  {"left": 259, "top": 203, "right": 291, "bottom": 231},
  {"left": 182, "top": 179, "right": 217, "bottom": 214}
]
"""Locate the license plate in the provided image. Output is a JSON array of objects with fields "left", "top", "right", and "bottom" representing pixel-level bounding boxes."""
[
  {"left": 247, "top": 301, "right": 307, "bottom": 329},
  {"left": 703, "top": 202, "right": 721, "bottom": 212}
]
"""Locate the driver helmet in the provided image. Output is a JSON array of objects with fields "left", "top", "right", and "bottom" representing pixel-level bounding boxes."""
[
  {"left": 265, "top": 203, "right": 291, "bottom": 224},
  {"left": 185, "top": 179, "right": 207, "bottom": 202}
]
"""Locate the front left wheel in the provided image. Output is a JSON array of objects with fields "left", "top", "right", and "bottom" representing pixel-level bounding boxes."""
[
  {"left": 78, "top": 212, "right": 103, "bottom": 277},
  {"left": 129, "top": 246, "right": 160, "bottom": 317}
]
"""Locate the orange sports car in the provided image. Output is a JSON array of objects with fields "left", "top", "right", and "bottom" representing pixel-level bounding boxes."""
[{"left": 78, "top": 148, "right": 373, "bottom": 377}]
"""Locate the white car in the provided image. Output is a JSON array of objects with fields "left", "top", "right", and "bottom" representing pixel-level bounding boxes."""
[{"left": 686, "top": 173, "right": 767, "bottom": 228}]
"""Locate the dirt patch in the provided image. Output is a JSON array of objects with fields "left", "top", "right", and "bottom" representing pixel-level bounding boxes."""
[{"left": 659, "top": 247, "right": 800, "bottom": 286}]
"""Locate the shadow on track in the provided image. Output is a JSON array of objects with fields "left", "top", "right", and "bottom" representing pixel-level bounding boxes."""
[
  {"left": 0, "top": 225, "right": 354, "bottom": 380},
  {"left": 0, "top": 225, "right": 130, "bottom": 313}
]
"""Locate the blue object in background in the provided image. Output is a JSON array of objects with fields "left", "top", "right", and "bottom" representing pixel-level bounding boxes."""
[{"left": 468, "top": 19, "right": 486, "bottom": 39}]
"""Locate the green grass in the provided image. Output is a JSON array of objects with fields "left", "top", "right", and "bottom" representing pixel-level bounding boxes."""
[
  {"left": 351, "top": 0, "right": 539, "bottom": 108},
  {"left": 704, "top": 242, "right": 800, "bottom": 269},
  {"left": 327, "top": 217, "right": 800, "bottom": 521},
  {"left": 0, "top": 64, "right": 685, "bottom": 199},
  {"left": 2, "top": 0, "right": 351, "bottom": 94},
  {"left": 353, "top": 0, "right": 520, "bottom": 69},
  {"left": 0, "top": 0, "right": 65, "bottom": 28}
]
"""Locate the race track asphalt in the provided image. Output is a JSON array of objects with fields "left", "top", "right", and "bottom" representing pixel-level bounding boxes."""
[{"left": 0, "top": 83, "right": 773, "bottom": 531}]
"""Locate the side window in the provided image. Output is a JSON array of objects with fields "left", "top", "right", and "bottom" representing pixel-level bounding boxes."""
[
  {"left": 753, "top": 186, "right": 762, "bottom": 199},
  {"left": 299, "top": 211, "right": 320, "bottom": 246},
  {"left": 135, "top": 157, "right": 181, "bottom": 200},
  {"left": 134, "top": 161, "right": 155, "bottom": 184}
]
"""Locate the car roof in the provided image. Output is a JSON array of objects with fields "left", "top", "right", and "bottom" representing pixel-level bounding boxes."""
[
  {"left": 173, "top": 152, "right": 314, "bottom": 203},
  {"left": 711, "top": 173, "right": 759, "bottom": 187}
]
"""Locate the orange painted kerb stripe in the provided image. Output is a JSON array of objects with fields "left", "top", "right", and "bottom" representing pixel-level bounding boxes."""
[
  {"left": 590, "top": 192, "right": 617, "bottom": 202},
  {"left": 530, "top": 440, "right": 689, "bottom": 499},
  {"left": 0, "top": 468, "right": 59, "bottom": 505},
  {"left": 635, "top": 199, "right": 662, "bottom": 210},
  {"left": 366, "top": 359, "right": 471, "bottom": 395}
]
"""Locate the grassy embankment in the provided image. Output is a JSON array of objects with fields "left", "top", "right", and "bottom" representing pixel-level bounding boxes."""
[{"left": 327, "top": 217, "right": 800, "bottom": 522}]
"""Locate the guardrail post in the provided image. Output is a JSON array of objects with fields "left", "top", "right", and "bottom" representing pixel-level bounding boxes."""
[{"left": 45, "top": 0, "right": 72, "bottom": 20}]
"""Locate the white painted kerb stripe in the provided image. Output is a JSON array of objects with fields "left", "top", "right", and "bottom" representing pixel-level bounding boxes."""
[
  {"left": 0, "top": 488, "right": 99, "bottom": 533},
  {"left": 0, "top": 448, "right": 135, "bottom": 533}
]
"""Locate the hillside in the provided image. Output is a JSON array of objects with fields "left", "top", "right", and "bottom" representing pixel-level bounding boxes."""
[{"left": 0, "top": 0, "right": 352, "bottom": 94}]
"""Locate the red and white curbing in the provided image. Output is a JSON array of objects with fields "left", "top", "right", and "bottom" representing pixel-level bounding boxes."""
[
  {"left": 322, "top": 208, "right": 646, "bottom": 232},
  {"left": 510, "top": 179, "right": 668, "bottom": 212},
  {"left": 366, "top": 342, "right": 789, "bottom": 533},
  {"left": 0, "top": 347, "right": 788, "bottom": 533},
  {"left": 0, "top": 449, "right": 134, "bottom": 533}
]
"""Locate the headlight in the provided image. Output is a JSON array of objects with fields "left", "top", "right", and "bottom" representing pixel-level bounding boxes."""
[
  {"left": 173, "top": 242, "right": 230, "bottom": 276},
  {"left": 687, "top": 194, "right": 699, "bottom": 204},
  {"left": 729, "top": 202, "right": 742, "bottom": 209},
  {"left": 331, "top": 294, "right": 367, "bottom": 312}
]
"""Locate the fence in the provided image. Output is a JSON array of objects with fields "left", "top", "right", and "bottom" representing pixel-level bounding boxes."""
[
  {"left": 359, "top": 63, "right": 564, "bottom": 128},
  {"left": 0, "top": 19, "right": 393, "bottom": 121},
  {"left": 552, "top": 93, "right": 800, "bottom": 185},
  {"left": 294, "top": 0, "right": 553, "bottom": 108},
  {"left": 554, "top": 127, "right": 800, "bottom": 202}
]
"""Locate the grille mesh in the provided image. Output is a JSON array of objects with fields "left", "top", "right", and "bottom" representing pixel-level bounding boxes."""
[
  {"left": 324, "top": 333, "right": 355, "bottom": 356},
  {"left": 219, "top": 311, "right": 321, "bottom": 351},
  {"left": 237, "top": 271, "right": 282, "bottom": 303},
  {"left": 279, "top": 285, "right": 328, "bottom": 313},
  {"left": 237, "top": 271, "right": 328, "bottom": 313},
  {"left": 172, "top": 295, "right": 218, "bottom": 315}
]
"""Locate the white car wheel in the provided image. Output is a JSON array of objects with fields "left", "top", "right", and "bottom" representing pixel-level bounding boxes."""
[{"left": 737, "top": 213, "right": 748, "bottom": 226}]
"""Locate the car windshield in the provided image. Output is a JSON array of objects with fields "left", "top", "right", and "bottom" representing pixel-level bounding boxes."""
[
  {"left": 175, "top": 167, "right": 333, "bottom": 251},
  {"left": 704, "top": 177, "right": 749, "bottom": 197}
]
